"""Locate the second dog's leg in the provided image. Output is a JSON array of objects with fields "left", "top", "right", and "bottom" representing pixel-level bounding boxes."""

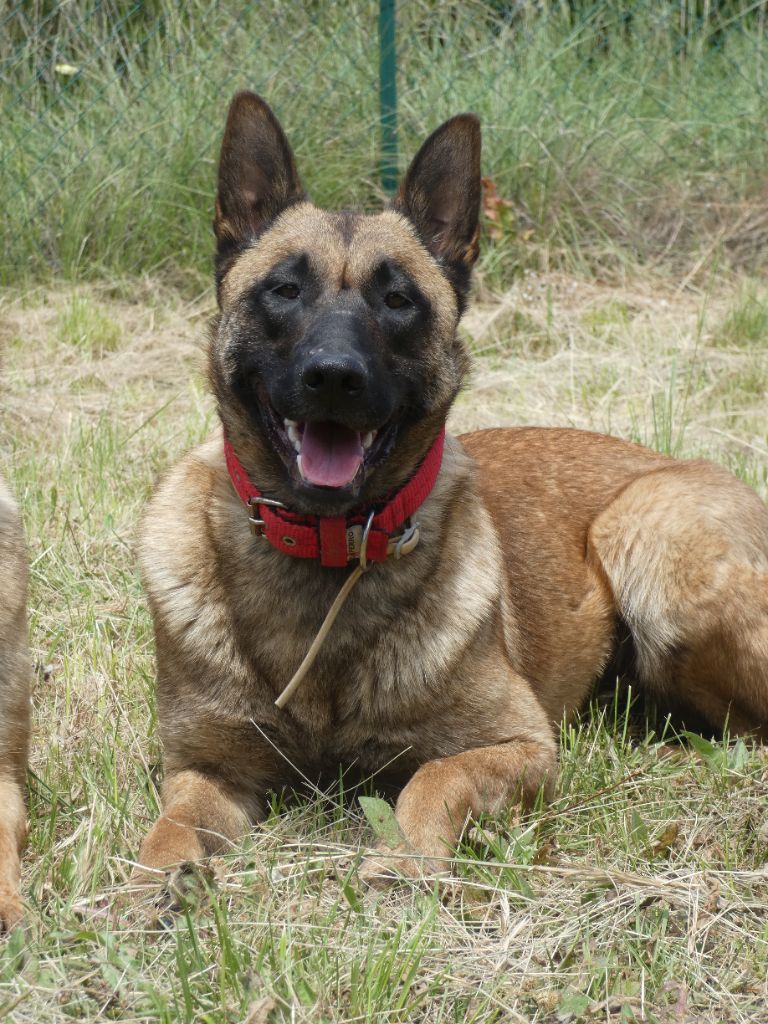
[{"left": 0, "top": 779, "right": 26, "bottom": 932}]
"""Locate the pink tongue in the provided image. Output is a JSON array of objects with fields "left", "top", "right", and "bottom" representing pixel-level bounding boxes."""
[{"left": 298, "top": 421, "right": 363, "bottom": 488}]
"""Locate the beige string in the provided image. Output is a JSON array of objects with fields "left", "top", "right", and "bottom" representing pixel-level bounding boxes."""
[
  {"left": 274, "top": 562, "right": 367, "bottom": 709},
  {"left": 274, "top": 510, "right": 376, "bottom": 709},
  {"left": 273, "top": 511, "right": 423, "bottom": 710}
]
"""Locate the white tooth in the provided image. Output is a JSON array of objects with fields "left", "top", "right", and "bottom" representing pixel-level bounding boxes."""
[
  {"left": 297, "top": 453, "right": 306, "bottom": 479},
  {"left": 285, "top": 420, "right": 302, "bottom": 452},
  {"left": 362, "top": 430, "right": 376, "bottom": 450}
]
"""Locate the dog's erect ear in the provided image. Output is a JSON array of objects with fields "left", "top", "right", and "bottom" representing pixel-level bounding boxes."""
[
  {"left": 393, "top": 114, "right": 481, "bottom": 298},
  {"left": 214, "top": 91, "right": 305, "bottom": 254}
]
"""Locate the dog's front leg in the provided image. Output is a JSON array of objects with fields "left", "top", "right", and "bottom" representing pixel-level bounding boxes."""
[
  {"left": 360, "top": 731, "right": 557, "bottom": 883},
  {"left": 135, "top": 768, "right": 261, "bottom": 879}
]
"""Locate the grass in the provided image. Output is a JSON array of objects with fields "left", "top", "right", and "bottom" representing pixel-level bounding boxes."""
[
  {"left": 715, "top": 285, "right": 768, "bottom": 349},
  {"left": 0, "top": 269, "right": 767, "bottom": 1022},
  {"left": 2, "top": 0, "right": 768, "bottom": 287},
  {"left": 56, "top": 296, "right": 122, "bottom": 355}
]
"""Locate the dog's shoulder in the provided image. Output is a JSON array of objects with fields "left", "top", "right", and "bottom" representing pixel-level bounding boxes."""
[
  {"left": 139, "top": 428, "right": 235, "bottom": 605},
  {"left": 0, "top": 475, "right": 30, "bottom": 756}
]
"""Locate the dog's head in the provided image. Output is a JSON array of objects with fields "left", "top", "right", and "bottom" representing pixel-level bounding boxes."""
[{"left": 210, "top": 92, "right": 481, "bottom": 515}]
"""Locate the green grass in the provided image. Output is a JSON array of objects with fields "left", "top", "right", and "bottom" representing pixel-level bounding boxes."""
[
  {"left": 0, "top": 273, "right": 767, "bottom": 1021},
  {"left": 715, "top": 285, "right": 768, "bottom": 349},
  {"left": 56, "top": 296, "right": 122, "bottom": 355},
  {"left": 2, "top": 0, "right": 768, "bottom": 288}
]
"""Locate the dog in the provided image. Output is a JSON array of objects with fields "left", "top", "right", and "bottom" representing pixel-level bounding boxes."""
[
  {"left": 0, "top": 476, "right": 30, "bottom": 928},
  {"left": 136, "top": 92, "right": 768, "bottom": 883}
]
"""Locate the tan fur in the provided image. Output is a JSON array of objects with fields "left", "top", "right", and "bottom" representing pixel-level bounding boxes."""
[
  {"left": 0, "top": 477, "right": 30, "bottom": 928},
  {"left": 136, "top": 101, "right": 768, "bottom": 883}
]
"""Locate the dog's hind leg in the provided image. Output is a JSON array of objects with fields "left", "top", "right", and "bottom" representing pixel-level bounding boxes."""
[{"left": 588, "top": 461, "right": 768, "bottom": 736}]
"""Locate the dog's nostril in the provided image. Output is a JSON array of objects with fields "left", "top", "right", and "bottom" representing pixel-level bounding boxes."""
[
  {"left": 303, "top": 368, "right": 324, "bottom": 391},
  {"left": 341, "top": 371, "right": 364, "bottom": 395}
]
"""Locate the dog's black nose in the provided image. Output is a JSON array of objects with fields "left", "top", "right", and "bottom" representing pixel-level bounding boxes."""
[{"left": 300, "top": 353, "right": 368, "bottom": 401}]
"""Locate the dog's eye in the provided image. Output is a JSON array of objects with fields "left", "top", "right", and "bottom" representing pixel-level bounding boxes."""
[
  {"left": 385, "top": 291, "right": 410, "bottom": 310},
  {"left": 272, "top": 283, "right": 300, "bottom": 300}
]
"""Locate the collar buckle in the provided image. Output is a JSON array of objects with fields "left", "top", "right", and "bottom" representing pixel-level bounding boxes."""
[{"left": 247, "top": 495, "right": 286, "bottom": 537}]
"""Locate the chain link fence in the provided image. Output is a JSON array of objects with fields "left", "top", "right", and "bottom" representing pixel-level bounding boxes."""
[{"left": 2, "top": 1, "right": 768, "bottom": 287}]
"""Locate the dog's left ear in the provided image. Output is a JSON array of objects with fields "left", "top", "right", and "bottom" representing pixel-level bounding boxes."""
[{"left": 393, "top": 114, "right": 481, "bottom": 301}]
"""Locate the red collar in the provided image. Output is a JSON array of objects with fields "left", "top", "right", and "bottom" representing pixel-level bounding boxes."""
[{"left": 224, "top": 428, "right": 445, "bottom": 568}]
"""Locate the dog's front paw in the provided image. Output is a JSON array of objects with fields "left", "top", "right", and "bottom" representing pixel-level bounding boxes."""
[
  {"left": 357, "top": 845, "right": 449, "bottom": 888},
  {"left": 0, "top": 884, "right": 23, "bottom": 935}
]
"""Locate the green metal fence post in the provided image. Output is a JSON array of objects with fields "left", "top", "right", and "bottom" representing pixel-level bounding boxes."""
[{"left": 378, "top": 0, "right": 398, "bottom": 195}]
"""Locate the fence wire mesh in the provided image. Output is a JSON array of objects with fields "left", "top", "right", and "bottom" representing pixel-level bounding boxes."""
[{"left": 2, "top": 1, "right": 768, "bottom": 287}]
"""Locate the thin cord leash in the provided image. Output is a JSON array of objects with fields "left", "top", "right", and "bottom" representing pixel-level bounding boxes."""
[{"left": 274, "top": 511, "right": 377, "bottom": 708}]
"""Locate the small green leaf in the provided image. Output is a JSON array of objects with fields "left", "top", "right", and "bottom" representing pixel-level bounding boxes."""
[
  {"left": 340, "top": 878, "right": 363, "bottom": 913},
  {"left": 359, "top": 796, "right": 403, "bottom": 849},
  {"left": 294, "top": 978, "right": 316, "bottom": 1006},
  {"left": 558, "top": 987, "right": 590, "bottom": 1016},
  {"left": 683, "top": 731, "right": 725, "bottom": 767},
  {"left": 630, "top": 809, "right": 650, "bottom": 847},
  {"left": 727, "top": 738, "right": 749, "bottom": 772}
]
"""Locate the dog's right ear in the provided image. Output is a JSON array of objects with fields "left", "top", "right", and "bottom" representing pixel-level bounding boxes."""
[{"left": 214, "top": 92, "right": 305, "bottom": 260}]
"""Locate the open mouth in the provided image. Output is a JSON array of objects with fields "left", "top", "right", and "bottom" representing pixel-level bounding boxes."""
[
  {"left": 263, "top": 404, "right": 395, "bottom": 491},
  {"left": 287, "top": 419, "right": 374, "bottom": 488}
]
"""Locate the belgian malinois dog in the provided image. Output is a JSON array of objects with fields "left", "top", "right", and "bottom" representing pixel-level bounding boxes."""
[
  {"left": 137, "top": 92, "right": 768, "bottom": 883},
  {"left": 0, "top": 477, "right": 30, "bottom": 927}
]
